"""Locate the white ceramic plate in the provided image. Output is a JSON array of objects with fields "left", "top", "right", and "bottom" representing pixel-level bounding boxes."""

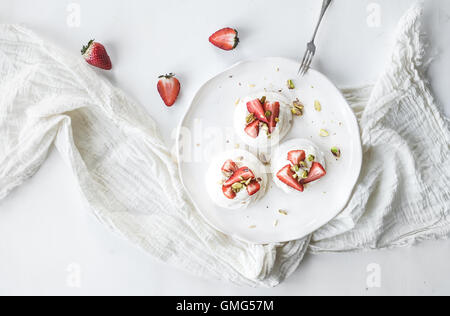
[{"left": 177, "top": 57, "right": 362, "bottom": 244}]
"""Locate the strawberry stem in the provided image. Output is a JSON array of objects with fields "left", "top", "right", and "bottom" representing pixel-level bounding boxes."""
[{"left": 81, "top": 39, "right": 94, "bottom": 55}]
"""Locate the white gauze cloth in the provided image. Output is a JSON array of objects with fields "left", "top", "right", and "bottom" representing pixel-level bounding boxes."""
[{"left": 0, "top": 4, "right": 448, "bottom": 287}]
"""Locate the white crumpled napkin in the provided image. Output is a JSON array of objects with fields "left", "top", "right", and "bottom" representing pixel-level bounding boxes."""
[{"left": 0, "top": 4, "right": 448, "bottom": 287}]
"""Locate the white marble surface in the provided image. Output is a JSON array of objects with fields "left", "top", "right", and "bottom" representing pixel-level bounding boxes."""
[{"left": 0, "top": 0, "right": 449, "bottom": 296}]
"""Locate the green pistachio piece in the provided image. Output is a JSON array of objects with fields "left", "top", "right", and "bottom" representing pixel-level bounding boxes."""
[
  {"left": 246, "top": 113, "right": 255, "bottom": 124},
  {"left": 307, "top": 154, "right": 315, "bottom": 162},
  {"left": 260, "top": 96, "right": 267, "bottom": 104},
  {"left": 331, "top": 147, "right": 341, "bottom": 158},
  {"left": 287, "top": 79, "right": 295, "bottom": 90},
  {"left": 301, "top": 170, "right": 309, "bottom": 179},
  {"left": 319, "top": 129, "right": 329, "bottom": 137},
  {"left": 314, "top": 100, "right": 322, "bottom": 112},
  {"left": 265, "top": 110, "right": 272, "bottom": 118}
]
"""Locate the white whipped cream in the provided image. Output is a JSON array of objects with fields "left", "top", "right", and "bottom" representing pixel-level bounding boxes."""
[
  {"left": 271, "top": 139, "right": 326, "bottom": 194},
  {"left": 205, "top": 150, "right": 268, "bottom": 210},
  {"left": 234, "top": 91, "right": 292, "bottom": 149}
]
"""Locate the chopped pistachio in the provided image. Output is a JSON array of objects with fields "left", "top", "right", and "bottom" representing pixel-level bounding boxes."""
[
  {"left": 274, "top": 220, "right": 279, "bottom": 227},
  {"left": 265, "top": 110, "right": 272, "bottom": 118},
  {"left": 287, "top": 79, "right": 295, "bottom": 90},
  {"left": 232, "top": 182, "right": 243, "bottom": 190},
  {"left": 291, "top": 100, "right": 304, "bottom": 116},
  {"left": 292, "top": 174, "right": 298, "bottom": 179},
  {"left": 319, "top": 129, "right": 329, "bottom": 137},
  {"left": 246, "top": 113, "right": 255, "bottom": 124},
  {"left": 314, "top": 100, "right": 322, "bottom": 112},
  {"left": 260, "top": 96, "right": 267, "bottom": 104},
  {"left": 301, "top": 170, "right": 309, "bottom": 179},
  {"left": 244, "top": 178, "right": 253, "bottom": 186},
  {"left": 235, "top": 98, "right": 240, "bottom": 105},
  {"left": 307, "top": 154, "right": 315, "bottom": 162},
  {"left": 275, "top": 117, "right": 280, "bottom": 122},
  {"left": 331, "top": 147, "right": 341, "bottom": 158},
  {"left": 278, "top": 210, "right": 288, "bottom": 216},
  {"left": 248, "top": 84, "right": 256, "bottom": 88},
  {"left": 249, "top": 225, "right": 257, "bottom": 229},
  {"left": 299, "top": 161, "right": 308, "bottom": 168},
  {"left": 291, "top": 165, "right": 300, "bottom": 172}
]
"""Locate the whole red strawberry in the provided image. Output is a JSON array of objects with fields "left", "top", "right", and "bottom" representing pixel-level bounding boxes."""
[
  {"left": 81, "top": 40, "right": 112, "bottom": 70},
  {"left": 157, "top": 73, "right": 181, "bottom": 107},
  {"left": 209, "top": 28, "right": 239, "bottom": 51}
]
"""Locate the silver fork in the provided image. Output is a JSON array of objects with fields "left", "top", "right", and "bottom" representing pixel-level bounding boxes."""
[{"left": 298, "top": 0, "right": 332, "bottom": 76}]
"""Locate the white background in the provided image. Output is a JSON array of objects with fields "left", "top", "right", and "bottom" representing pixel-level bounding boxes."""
[{"left": 0, "top": 0, "right": 449, "bottom": 295}]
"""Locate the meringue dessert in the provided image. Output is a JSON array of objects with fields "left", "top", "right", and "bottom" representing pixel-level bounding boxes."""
[
  {"left": 205, "top": 150, "right": 268, "bottom": 210},
  {"left": 271, "top": 139, "right": 327, "bottom": 194},
  {"left": 234, "top": 91, "right": 292, "bottom": 149}
]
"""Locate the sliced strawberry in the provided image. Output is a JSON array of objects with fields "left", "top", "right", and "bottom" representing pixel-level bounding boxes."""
[
  {"left": 246, "top": 180, "right": 261, "bottom": 196},
  {"left": 247, "top": 99, "right": 269, "bottom": 124},
  {"left": 276, "top": 165, "right": 304, "bottom": 192},
  {"left": 287, "top": 150, "right": 306, "bottom": 166},
  {"left": 157, "top": 73, "right": 181, "bottom": 107},
  {"left": 301, "top": 162, "right": 327, "bottom": 184},
  {"left": 221, "top": 159, "right": 238, "bottom": 173},
  {"left": 223, "top": 167, "right": 255, "bottom": 186},
  {"left": 81, "top": 40, "right": 112, "bottom": 70},
  {"left": 209, "top": 28, "right": 239, "bottom": 51},
  {"left": 222, "top": 185, "right": 236, "bottom": 199},
  {"left": 264, "top": 101, "right": 280, "bottom": 133},
  {"left": 244, "top": 120, "right": 260, "bottom": 138}
]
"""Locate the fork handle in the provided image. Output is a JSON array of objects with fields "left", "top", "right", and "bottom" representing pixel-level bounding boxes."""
[{"left": 311, "top": 0, "right": 332, "bottom": 42}]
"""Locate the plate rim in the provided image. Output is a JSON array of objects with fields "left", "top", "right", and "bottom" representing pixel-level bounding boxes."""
[{"left": 176, "top": 56, "right": 363, "bottom": 244}]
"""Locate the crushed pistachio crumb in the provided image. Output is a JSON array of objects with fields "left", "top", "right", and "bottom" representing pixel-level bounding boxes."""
[
  {"left": 307, "top": 154, "right": 315, "bottom": 162},
  {"left": 248, "top": 84, "right": 256, "bottom": 88},
  {"left": 287, "top": 79, "right": 295, "bottom": 90},
  {"left": 301, "top": 170, "right": 309, "bottom": 179},
  {"left": 265, "top": 110, "right": 272, "bottom": 118},
  {"left": 235, "top": 98, "right": 240, "bottom": 105},
  {"left": 314, "top": 100, "right": 322, "bottom": 112},
  {"left": 274, "top": 220, "right": 279, "bottom": 227},
  {"left": 319, "top": 129, "right": 329, "bottom": 137},
  {"left": 246, "top": 113, "right": 255, "bottom": 124},
  {"left": 249, "top": 225, "right": 257, "bottom": 229},
  {"left": 278, "top": 210, "right": 288, "bottom": 216},
  {"left": 331, "top": 147, "right": 341, "bottom": 158},
  {"left": 260, "top": 96, "right": 267, "bottom": 104}
]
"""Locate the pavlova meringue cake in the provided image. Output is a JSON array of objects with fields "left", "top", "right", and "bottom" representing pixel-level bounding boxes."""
[
  {"left": 234, "top": 91, "right": 292, "bottom": 149},
  {"left": 205, "top": 150, "right": 268, "bottom": 210},
  {"left": 271, "top": 139, "right": 327, "bottom": 194}
]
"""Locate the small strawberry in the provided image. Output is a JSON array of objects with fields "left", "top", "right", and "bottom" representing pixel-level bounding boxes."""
[
  {"left": 246, "top": 180, "right": 261, "bottom": 196},
  {"left": 222, "top": 185, "right": 236, "bottom": 199},
  {"left": 223, "top": 167, "right": 255, "bottom": 187},
  {"left": 247, "top": 99, "right": 269, "bottom": 124},
  {"left": 209, "top": 28, "right": 239, "bottom": 51},
  {"left": 264, "top": 101, "right": 280, "bottom": 133},
  {"left": 157, "top": 73, "right": 181, "bottom": 107},
  {"left": 244, "top": 120, "right": 260, "bottom": 138},
  {"left": 221, "top": 159, "right": 238, "bottom": 174},
  {"left": 81, "top": 40, "right": 112, "bottom": 70},
  {"left": 277, "top": 165, "right": 304, "bottom": 192},
  {"left": 301, "top": 162, "right": 327, "bottom": 184},
  {"left": 287, "top": 150, "right": 306, "bottom": 166}
]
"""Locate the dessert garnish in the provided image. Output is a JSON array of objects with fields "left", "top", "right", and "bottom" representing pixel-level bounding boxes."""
[
  {"left": 291, "top": 99, "right": 304, "bottom": 117},
  {"left": 314, "top": 100, "right": 322, "bottom": 112},
  {"left": 244, "top": 98, "right": 280, "bottom": 138},
  {"left": 276, "top": 150, "right": 326, "bottom": 192},
  {"left": 287, "top": 79, "right": 295, "bottom": 90},
  {"left": 319, "top": 129, "right": 329, "bottom": 137},
  {"left": 221, "top": 161, "right": 260, "bottom": 199},
  {"left": 331, "top": 147, "right": 341, "bottom": 158}
]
